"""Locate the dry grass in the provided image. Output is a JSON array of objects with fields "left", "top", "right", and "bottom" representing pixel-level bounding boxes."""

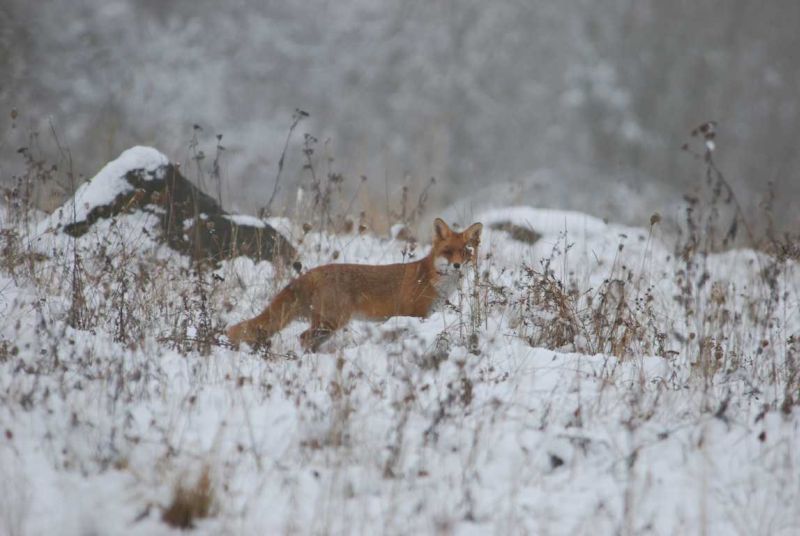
[
  {"left": 1, "top": 118, "right": 798, "bottom": 534},
  {"left": 162, "top": 466, "right": 215, "bottom": 530}
]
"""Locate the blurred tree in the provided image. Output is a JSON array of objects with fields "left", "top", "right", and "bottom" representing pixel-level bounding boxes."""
[{"left": 1, "top": 0, "right": 797, "bottom": 228}]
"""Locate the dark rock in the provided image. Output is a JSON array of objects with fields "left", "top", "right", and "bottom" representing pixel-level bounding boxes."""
[
  {"left": 489, "top": 220, "right": 542, "bottom": 245},
  {"left": 61, "top": 156, "right": 295, "bottom": 265}
]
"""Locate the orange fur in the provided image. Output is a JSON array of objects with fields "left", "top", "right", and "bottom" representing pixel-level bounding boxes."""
[{"left": 227, "top": 218, "right": 482, "bottom": 351}]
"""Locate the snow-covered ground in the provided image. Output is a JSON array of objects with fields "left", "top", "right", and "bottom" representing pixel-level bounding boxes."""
[{"left": 1, "top": 150, "right": 799, "bottom": 535}]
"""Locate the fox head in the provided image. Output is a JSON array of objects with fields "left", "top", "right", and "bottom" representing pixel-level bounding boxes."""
[{"left": 431, "top": 218, "right": 483, "bottom": 275}]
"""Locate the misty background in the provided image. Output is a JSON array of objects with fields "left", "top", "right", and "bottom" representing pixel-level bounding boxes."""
[{"left": 2, "top": 0, "right": 798, "bottom": 232}]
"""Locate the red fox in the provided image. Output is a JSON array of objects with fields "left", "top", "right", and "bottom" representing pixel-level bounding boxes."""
[{"left": 226, "top": 218, "right": 482, "bottom": 351}]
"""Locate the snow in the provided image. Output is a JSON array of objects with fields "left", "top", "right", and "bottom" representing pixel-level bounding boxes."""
[
  {"left": 222, "top": 214, "right": 267, "bottom": 228},
  {"left": 390, "top": 222, "right": 408, "bottom": 239},
  {"left": 1, "top": 198, "right": 799, "bottom": 535},
  {"left": 40, "top": 146, "right": 168, "bottom": 230},
  {"left": 479, "top": 205, "right": 608, "bottom": 237}
]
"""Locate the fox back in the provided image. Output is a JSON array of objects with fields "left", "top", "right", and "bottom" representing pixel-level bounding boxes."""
[{"left": 227, "top": 218, "right": 482, "bottom": 351}]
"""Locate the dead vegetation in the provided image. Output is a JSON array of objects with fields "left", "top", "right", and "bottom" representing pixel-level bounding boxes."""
[
  {"left": 162, "top": 467, "right": 216, "bottom": 529},
  {"left": 0, "top": 118, "right": 798, "bottom": 533}
]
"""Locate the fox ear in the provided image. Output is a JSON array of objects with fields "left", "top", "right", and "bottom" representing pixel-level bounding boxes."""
[
  {"left": 433, "top": 218, "right": 451, "bottom": 240},
  {"left": 464, "top": 222, "right": 483, "bottom": 245}
]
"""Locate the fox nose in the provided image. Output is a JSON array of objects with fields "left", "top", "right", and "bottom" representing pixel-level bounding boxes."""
[{"left": 452, "top": 262, "right": 461, "bottom": 270}]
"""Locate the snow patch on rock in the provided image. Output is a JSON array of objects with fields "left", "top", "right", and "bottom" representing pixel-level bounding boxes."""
[{"left": 40, "top": 146, "right": 168, "bottom": 231}]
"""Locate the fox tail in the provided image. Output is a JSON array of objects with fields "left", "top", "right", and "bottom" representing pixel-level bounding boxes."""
[{"left": 226, "top": 284, "right": 303, "bottom": 347}]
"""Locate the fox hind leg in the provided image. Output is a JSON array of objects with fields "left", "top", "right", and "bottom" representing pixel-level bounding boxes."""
[
  {"left": 299, "top": 312, "right": 349, "bottom": 352},
  {"left": 299, "top": 327, "right": 334, "bottom": 352}
]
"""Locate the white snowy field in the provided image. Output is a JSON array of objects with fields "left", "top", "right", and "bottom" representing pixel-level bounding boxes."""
[{"left": 1, "top": 149, "right": 799, "bottom": 535}]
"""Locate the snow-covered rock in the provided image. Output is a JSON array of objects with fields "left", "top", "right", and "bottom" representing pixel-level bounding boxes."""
[{"left": 36, "top": 146, "right": 296, "bottom": 265}]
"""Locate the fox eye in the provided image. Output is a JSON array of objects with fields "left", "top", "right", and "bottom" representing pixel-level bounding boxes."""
[{"left": 442, "top": 248, "right": 454, "bottom": 256}]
